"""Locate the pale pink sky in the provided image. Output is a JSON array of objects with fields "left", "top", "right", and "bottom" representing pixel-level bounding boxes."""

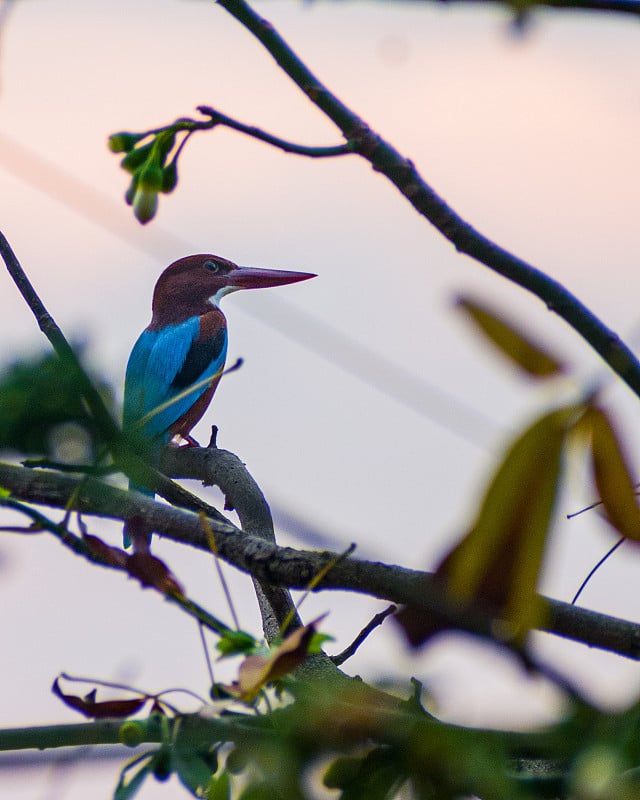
[{"left": 1, "top": 1, "right": 640, "bottom": 796}]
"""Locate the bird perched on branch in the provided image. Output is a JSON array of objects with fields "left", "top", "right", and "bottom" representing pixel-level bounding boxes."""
[{"left": 123, "top": 253, "right": 315, "bottom": 549}]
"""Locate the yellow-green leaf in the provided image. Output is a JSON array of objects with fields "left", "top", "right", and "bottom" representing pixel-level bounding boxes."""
[
  {"left": 456, "top": 296, "right": 566, "bottom": 378},
  {"left": 437, "top": 406, "right": 579, "bottom": 641},
  {"left": 587, "top": 406, "right": 640, "bottom": 541}
]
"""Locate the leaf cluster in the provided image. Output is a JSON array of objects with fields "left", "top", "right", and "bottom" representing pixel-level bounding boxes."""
[{"left": 0, "top": 350, "right": 113, "bottom": 458}]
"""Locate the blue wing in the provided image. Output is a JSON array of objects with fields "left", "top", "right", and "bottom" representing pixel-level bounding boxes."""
[{"left": 123, "top": 316, "right": 227, "bottom": 441}]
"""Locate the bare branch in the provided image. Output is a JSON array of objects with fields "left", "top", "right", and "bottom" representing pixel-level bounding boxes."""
[
  {"left": 2, "top": 459, "right": 640, "bottom": 662},
  {"left": 165, "top": 443, "right": 304, "bottom": 640},
  {"left": 331, "top": 604, "right": 398, "bottom": 666},
  {"left": 197, "top": 105, "right": 352, "bottom": 157},
  {"left": 214, "top": 0, "right": 640, "bottom": 402}
]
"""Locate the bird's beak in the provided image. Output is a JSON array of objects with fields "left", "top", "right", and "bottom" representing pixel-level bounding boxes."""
[{"left": 228, "top": 267, "right": 316, "bottom": 290}]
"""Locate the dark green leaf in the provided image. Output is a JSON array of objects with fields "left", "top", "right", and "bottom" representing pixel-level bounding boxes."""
[
  {"left": 0, "top": 351, "right": 112, "bottom": 457},
  {"left": 206, "top": 770, "right": 230, "bottom": 800},
  {"left": 174, "top": 748, "right": 217, "bottom": 797}
]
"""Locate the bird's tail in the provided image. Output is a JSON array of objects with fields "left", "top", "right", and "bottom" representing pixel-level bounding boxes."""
[{"left": 123, "top": 482, "right": 155, "bottom": 550}]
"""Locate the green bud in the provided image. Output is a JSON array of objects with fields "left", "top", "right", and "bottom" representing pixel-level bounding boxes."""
[
  {"left": 133, "top": 187, "right": 158, "bottom": 224},
  {"left": 161, "top": 162, "right": 178, "bottom": 193},
  {"left": 138, "top": 162, "right": 164, "bottom": 192},
  {"left": 118, "top": 721, "right": 145, "bottom": 748},
  {"left": 152, "top": 747, "right": 172, "bottom": 782},
  {"left": 121, "top": 143, "right": 154, "bottom": 174},
  {"left": 154, "top": 130, "right": 176, "bottom": 162},
  {"left": 108, "top": 132, "right": 144, "bottom": 153},
  {"left": 124, "top": 176, "right": 138, "bottom": 206}
]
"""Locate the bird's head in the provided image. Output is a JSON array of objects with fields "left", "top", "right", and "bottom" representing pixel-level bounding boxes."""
[{"left": 151, "top": 254, "right": 316, "bottom": 324}]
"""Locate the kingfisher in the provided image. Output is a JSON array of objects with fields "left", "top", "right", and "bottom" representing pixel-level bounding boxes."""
[{"left": 123, "top": 253, "right": 315, "bottom": 549}]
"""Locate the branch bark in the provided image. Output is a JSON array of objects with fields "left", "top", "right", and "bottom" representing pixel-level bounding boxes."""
[{"left": 2, "top": 457, "right": 640, "bottom": 662}]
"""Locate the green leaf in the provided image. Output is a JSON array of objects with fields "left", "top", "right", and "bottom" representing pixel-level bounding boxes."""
[
  {"left": 236, "top": 782, "right": 275, "bottom": 800},
  {"left": 120, "top": 143, "right": 154, "bottom": 174},
  {"left": 206, "top": 770, "right": 230, "bottom": 800},
  {"left": 456, "top": 295, "right": 566, "bottom": 378},
  {"left": 323, "top": 748, "right": 403, "bottom": 800},
  {"left": 151, "top": 746, "right": 173, "bottom": 782},
  {"left": 174, "top": 748, "right": 217, "bottom": 797},
  {"left": 108, "top": 132, "right": 145, "bottom": 153},
  {"left": 216, "top": 629, "right": 258, "bottom": 657},
  {"left": 114, "top": 756, "right": 153, "bottom": 800},
  {"left": 161, "top": 161, "right": 178, "bottom": 193},
  {"left": 587, "top": 406, "right": 640, "bottom": 541}
]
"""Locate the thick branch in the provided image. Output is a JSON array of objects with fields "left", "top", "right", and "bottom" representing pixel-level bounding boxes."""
[
  {"left": 2, "top": 459, "right": 640, "bottom": 661},
  {"left": 164, "top": 444, "right": 303, "bottom": 640},
  {"left": 214, "top": 0, "right": 640, "bottom": 402}
]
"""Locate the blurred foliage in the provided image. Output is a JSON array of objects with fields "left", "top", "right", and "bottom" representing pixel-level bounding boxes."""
[{"left": 0, "top": 350, "right": 113, "bottom": 459}]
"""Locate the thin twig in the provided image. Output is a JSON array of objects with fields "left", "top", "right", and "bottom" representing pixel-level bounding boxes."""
[
  {"left": 197, "top": 105, "right": 353, "bottom": 157},
  {"left": 571, "top": 537, "right": 625, "bottom": 604},
  {"left": 331, "top": 604, "right": 397, "bottom": 666}
]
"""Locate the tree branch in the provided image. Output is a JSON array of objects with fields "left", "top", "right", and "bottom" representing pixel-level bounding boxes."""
[
  {"left": 214, "top": 0, "right": 640, "bottom": 402},
  {"left": 425, "top": 0, "right": 640, "bottom": 17},
  {"left": 2, "top": 458, "right": 640, "bottom": 662},
  {"left": 164, "top": 443, "right": 303, "bottom": 641},
  {"left": 197, "top": 105, "right": 352, "bottom": 157}
]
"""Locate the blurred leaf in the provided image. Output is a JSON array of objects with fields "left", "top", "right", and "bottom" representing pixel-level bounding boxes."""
[
  {"left": 323, "top": 748, "right": 403, "bottom": 800},
  {"left": 398, "top": 407, "right": 578, "bottom": 647},
  {"left": 206, "top": 770, "right": 230, "bottom": 800},
  {"left": 456, "top": 295, "right": 566, "bottom": 378},
  {"left": 587, "top": 406, "right": 640, "bottom": 541},
  {"left": 52, "top": 677, "right": 146, "bottom": 719},
  {"left": 236, "top": 783, "right": 273, "bottom": 800},
  {"left": 127, "top": 552, "right": 184, "bottom": 597},
  {"left": 83, "top": 533, "right": 128, "bottom": 569},
  {"left": 174, "top": 747, "right": 217, "bottom": 797},
  {"left": 114, "top": 756, "right": 154, "bottom": 800},
  {"left": 151, "top": 745, "right": 173, "bottom": 782},
  {"left": 225, "top": 618, "right": 325, "bottom": 701},
  {"left": 0, "top": 351, "right": 113, "bottom": 457},
  {"left": 444, "top": 407, "right": 577, "bottom": 634},
  {"left": 216, "top": 629, "right": 259, "bottom": 658}
]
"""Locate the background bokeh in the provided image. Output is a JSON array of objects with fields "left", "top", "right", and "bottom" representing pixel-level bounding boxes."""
[{"left": 1, "top": 0, "right": 640, "bottom": 796}]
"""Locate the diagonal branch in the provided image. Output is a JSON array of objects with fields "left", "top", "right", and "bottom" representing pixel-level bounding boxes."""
[
  {"left": 2, "top": 458, "right": 640, "bottom": 662},
  {"left": 214, "top": 0, "right": 640, "bottom": 402}
]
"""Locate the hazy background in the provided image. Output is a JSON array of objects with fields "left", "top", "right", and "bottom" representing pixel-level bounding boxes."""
[{"left": 1, "top": 0, "right": 640, "bottom": 796}]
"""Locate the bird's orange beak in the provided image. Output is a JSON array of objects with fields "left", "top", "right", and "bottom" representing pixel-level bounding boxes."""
[{"left": 227, "top": 267, "right": 316, "bottom": 290}]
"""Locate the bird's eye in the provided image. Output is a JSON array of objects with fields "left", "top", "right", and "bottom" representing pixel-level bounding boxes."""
[{"left": 204, "top": 260, "right": 221, "bottom": 273}]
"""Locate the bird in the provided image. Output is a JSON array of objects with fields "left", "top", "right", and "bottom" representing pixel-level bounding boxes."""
[{"left": 122, "top": 253, "right": 316, "bottom": 549}]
